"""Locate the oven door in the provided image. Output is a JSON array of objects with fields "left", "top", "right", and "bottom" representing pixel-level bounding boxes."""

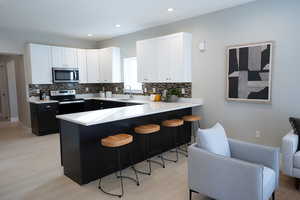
[{"left": 52, "top": 68, "right": 79, "bottom": 83}]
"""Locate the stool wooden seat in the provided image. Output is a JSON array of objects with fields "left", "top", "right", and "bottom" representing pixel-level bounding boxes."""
[
  {"left": 101, "top": 134, "right": 133, "bottom": 148},
  {"left": 162, "top": 119, "right": 184, "bottom": 127},
  {"left": 135, "top": 124, "right": 160, "bottom": 134},
  {"left": 182, "top": 115, "right": 202, "bottom": 122}
]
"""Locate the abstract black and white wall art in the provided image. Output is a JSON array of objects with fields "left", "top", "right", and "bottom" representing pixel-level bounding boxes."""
[{"left": 226, "top": 42, "right": 273, "bottom": 103}]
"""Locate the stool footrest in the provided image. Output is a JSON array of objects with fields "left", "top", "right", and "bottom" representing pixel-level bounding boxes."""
[
  {"left": 116, "top": 175, "right": 140, "bottom": 186},
  {"left": 149, "top": 158, "right": 165, "bottom": 168},
  {"left": 159, "top": 150, "right": 179, "bottom": 163},
  {"left": 170, "top": 148, "right": 188, "bottom": 157},
  {"left": 133, "top": 155, "right": 166, "bottom": 176}
]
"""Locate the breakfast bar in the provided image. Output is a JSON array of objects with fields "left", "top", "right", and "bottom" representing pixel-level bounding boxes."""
[{"left": 57, "top": 98, "right": 202, "bottom": 185}]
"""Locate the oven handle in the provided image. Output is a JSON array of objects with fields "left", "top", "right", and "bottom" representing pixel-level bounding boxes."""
[{"left": 59, "top": 100, "right": 85, "bottom": 105}]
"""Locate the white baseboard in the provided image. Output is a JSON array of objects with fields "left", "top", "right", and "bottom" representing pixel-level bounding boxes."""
[
  {"left": 18, "top": 121, "right": 32, "bottom": 134},
  {"left": 10, "top": 117, "right": 19, "bottom": 122}
]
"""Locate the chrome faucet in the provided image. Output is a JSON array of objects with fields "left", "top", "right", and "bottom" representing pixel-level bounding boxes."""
[{"left": 124, "top": 85, "right": 134, "bottom": 98}]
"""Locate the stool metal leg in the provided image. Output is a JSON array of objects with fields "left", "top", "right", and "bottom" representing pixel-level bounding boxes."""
[
  {"left": 99, "top": 145, "right": 139, "bottom": 198},
  {"left": 98, "top": 148, "right": 124, "bottom": 198},
  {"left": 134, "top": 133, "right": 165, "bottom": 176},
  {"left": 161, "top": 127, "right": 179, "bottom": 163},
  {"left": 133, "top": 135, "right": 152, "bottom": 176},
  {"left": 178, "top": 124, "right": 188, "bottom": 157}
]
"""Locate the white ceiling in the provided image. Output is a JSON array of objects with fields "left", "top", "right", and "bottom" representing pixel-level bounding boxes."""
[{"left": 0, "top": 0, "right": 257, "bottom": 41}]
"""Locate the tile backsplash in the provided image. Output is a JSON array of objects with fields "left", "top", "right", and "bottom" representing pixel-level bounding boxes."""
[{"left": 29, "top": 82, "right": 192, "bottom": 98}]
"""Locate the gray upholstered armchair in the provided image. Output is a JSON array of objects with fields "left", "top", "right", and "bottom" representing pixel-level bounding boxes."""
[
  {"left": 188, "top": 139, "right": 280, "bottom": 200},
  {"left": 282, "top": 131, "right": 300, "bottom": 188}
]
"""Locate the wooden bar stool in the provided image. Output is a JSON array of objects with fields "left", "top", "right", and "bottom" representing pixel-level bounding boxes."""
[
  {"left": 134, "top": 124, "right": 165, "bottom": 176},
  {"left": 161, "top": 119, "right": 184, "bottom": 163},
  {"left": 98, "top": 134, "right": 140, "bottom": 198},
  {"left": 182, "top": 115, "right": 202, "bottom": 143}
]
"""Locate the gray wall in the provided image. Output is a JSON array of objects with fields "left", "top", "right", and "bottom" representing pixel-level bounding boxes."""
[
  {"left": 0, "top": 28, "right": 96, "bottom": 55},
  {"left": 98, "top": 0, "right": 300, "bottom": 147}
]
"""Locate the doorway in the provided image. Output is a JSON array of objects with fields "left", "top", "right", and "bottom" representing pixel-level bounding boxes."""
[{"left": 0, "top": 62, "right": 10, "bottom": 121}]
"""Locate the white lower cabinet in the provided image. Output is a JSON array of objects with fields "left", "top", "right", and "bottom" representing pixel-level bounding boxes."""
[
  {"left": 137, "top": 32, "right": 192, "bottom": 83},
  {"left": 27, "top": 44, "right": 53, "bottom": 84}
]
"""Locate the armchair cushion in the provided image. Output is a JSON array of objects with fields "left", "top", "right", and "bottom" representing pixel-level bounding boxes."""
[
  {"left": 294, "top": 151, "right": 300, "bottom": 168},
  {"left": 281, "top": 131, "right": 299, "bottom": 177},
  {"left": 263, "top": 167, "right": 276, "bottom": 200},
  {"left": 196, "top": 123, "right": 231, "bottom": 157}
]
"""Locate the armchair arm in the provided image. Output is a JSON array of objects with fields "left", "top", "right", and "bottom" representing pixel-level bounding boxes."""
[
  {"left": 228, "top": 139, "right": 280, "bottom": 187},
  {"left": 281, "top": 131, "right": 298, "bottom": 176},
  {"left": 188, "top": 144, "right": 264, "bottom": 200}
]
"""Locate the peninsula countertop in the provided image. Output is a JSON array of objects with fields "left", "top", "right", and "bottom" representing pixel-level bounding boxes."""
[{"left": 56, "top": 97, "right": 203, "bottom": 126}]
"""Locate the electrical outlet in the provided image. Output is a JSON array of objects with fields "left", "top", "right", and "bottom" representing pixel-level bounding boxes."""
[
  {"left": 85, "top": 87, "right": 89, "bottom": 92},
  {"left": 181, "top": 88, "right": 185, "bottom": 95},
  {"left": 255, "top": 131, "right": 261, "bottom": 138}
]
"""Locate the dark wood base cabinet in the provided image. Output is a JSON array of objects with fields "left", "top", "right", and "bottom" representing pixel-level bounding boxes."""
[
  {"left": 59, "top": 108, "right": 192, "bottom": 185},
  {"left": 30, "top": 103, "right": 59, "bottom": 136}
]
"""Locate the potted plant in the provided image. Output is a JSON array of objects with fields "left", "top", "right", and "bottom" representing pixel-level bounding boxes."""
[{"left": 166, "top": 88, "right": 181, "bottom": 102}]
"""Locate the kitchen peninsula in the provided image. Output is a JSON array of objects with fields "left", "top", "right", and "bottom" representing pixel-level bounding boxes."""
[{"left": 57, "top": 97, "right": 203, "bottom": 185}]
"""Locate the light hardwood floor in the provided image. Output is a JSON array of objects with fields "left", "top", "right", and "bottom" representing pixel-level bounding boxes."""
[{"left": 0, "top": 124, "right": 299, "bottom": 200}]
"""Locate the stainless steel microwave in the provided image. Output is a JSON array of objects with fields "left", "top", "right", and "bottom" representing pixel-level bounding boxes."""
[{"left": 52, "top": 68, "right": 79, "bottom": 83}]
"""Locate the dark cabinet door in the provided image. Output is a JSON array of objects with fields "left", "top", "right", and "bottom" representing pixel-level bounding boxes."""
[
  {"left": 30, "top": 103, "right": 59, "bottom": 136},
  {"left": 84, "top": 99, "right": 141, "bottom": 112},
  {"left": 38, "top": 104, "right": 59, "bottom": 133},
  {"left": 84, "top": 100, "right": 103, "bottom": 111}
]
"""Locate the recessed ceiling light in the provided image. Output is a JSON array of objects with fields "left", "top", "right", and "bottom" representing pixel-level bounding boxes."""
[
  {"left": 115, "top": 24, "right": 121, "bottom": 28},
  {"left": 87, "top": 34, "right": 93, "bottom": 37},
  {"left": 167, "top": 8, "right": 174, "bottom": 12}
]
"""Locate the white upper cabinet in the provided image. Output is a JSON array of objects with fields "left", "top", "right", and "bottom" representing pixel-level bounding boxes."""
[
  {"left": 137, "top": 39, "right": 158, "bottom": 82},
  {"left": 99, "top": 47, "right": 121, "bottom": 83},
  {"left": 26, "top": 44, "right": 121, "bottom": 85},
  {"left": 77, "top": 49, "right": 88, "bottom": 83},
  {"left": 86, "top": 49, "right": 100, "bottom": 83},
  {"left": 27, "top": 44, "right": 53, "bottom": 84},
  {"left": 137, "top": 32, "right": 192, "bottom": 83},
  {"left": 51, "top": 46, "right": 78, "bottom": 68}
]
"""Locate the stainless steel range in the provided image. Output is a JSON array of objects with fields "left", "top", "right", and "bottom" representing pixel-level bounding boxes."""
[{"left": 50, "top": 90, "right": 85, "bottom": 114}]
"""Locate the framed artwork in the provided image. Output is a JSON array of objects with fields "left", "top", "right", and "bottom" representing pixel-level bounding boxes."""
[{"left": 226, "top": 41, "right": 273, "bottom": 103}]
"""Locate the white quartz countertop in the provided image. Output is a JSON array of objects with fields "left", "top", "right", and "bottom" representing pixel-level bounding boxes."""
[
  {"left": 29, "top": 99, "right": 59, "bottom": 104},
  {"left": 56, "top": 97, "right": 203, "bottom": 126}
]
